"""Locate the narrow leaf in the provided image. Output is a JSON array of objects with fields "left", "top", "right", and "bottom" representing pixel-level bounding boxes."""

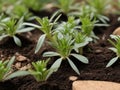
[
  {"left": 50, "top": 58, "right": 62, "bottom": 72},
  {"left": 17, "top": 27, "right": 34, "bottom": 33},
  {"left": 106, "top": 57, "right": 119, "bottom": 67},
  {"left": 0, "top": 35, "right": 8, "bottom": 41},
  {"left": 43, "top": 51, "right": 60, "bottom": 57},
  {"left": 4, "top": 71, "right": 30, "bottom": 80},
  {"left": 22, "top": 23, "right": 41, "bottom": 29},
  {"left": 71, "top": 54, "right": 89, "bottom": 64},
  {"left": 17, "top": 16, "right": 24, "bottom": 30},
  {"left": 67, "top": 58, "right": 80, "bottom": 75},
  {"left": 7, "top": 56, "right": 15, "bottom": 69},
  {"left": 109, "top": 47, "right": 117, "bottom": 53},
  {"left": 13, "top": 36, "right": 22, "bottom": 47},
  {"left": 50, "top": 10, "right": 61, "bottom": 22},
  {"left": 35, "top": 34, "right": 46, "bottom": 53}
]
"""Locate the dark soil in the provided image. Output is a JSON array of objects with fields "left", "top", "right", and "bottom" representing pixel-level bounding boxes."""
[{"left": 0, "top": 14, "right": 120, "bottom": 90}]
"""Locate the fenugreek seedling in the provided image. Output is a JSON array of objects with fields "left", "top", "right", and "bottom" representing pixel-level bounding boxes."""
[
  {"left": 55, "top": 16, "right": 79, "bottom": 37},
  {"left": 29, "top": 59, "right": 54, "bottom": 82},
  {"left": 55, "top": 16, "right": 92, "bottom": 54},
  {"left": 79, "top": 16, "right": 109, "bottom": 40},
  {"left": 106, "top": 35, "right": 120, "bottom": 67},
  {"left": 0, "top": 56, "right": 30, "bottom": 81},
  {"left": 0, "top": 0, "right": 33, "bottom": 20},
  {"left": 80, "top": 16, "right": 99, "bottom": 40},
  {"left": 0, "top": 17, "right": 34, "bottom": 46},
  {"left": 56, "top": 0, "right": 80, "bottom": 15},
  {"left": 11, "top": 3, "right": 32, "bottom": 20},
  {"left": 87, "top": 0, "right": 111, "bottom": 23},
  {"left": 43, "top": 35, "right": 89, "bottom": 75},
  {"left": 78, "top": 3, "right": 95, "bottom": 18},
  {"left": 28, "top": 11, "right": 61, "bottom": 53}
]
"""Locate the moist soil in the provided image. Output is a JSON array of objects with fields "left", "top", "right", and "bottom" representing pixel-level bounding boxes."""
[{"left": 0, "top": 14, "right": 120, "bottom": 90}]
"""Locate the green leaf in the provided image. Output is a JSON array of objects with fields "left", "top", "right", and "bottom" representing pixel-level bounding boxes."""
[
  {"left": 17, "top": 16, "right": 24, "bottom": 30},
  {"left": 22, "top": 23, "right": 41, "bottom": 29},
  {"left": 4, "top": 71, "right": 30, "bottom": 80},
  {"left": 16, "top": 27, "right": 34, "bottom": 33},
  {"left": 13, "top": 36, "right": 22, "bottom": 47},
  {"left": 0, "top": 35, "right": 8, "bottom": 41},
  {"left": 6, "top": 56, "right": 15, "bottom": 72},
  {"left": 35, "top": 34, "right": 46, "bottom": 53},
  {"left": 50, "top": 10, "right": 61, "bottom": 22},
  {"left": 50, "top": 58, "right": 63, "bottom": 72},
  {"left": 67, "top": 58, "right": 80, "bottom": 75},
  {"left": 106, "top": 57, "right": 119, "bottom": 67},
  {"left": 1, "top": 17, "right": 10, "bottom": 22},
  {"left": 43, "top": 51, "right": 60, "bottom": 57},
  {"left": 109, "top": 47, "right": 117, "bottom": 53},
  {"left": 71, "top": 53, "right": 89, "bottom": 64},
  {"left": 94, "top": 23, "right": 109, "bottom": 27}
]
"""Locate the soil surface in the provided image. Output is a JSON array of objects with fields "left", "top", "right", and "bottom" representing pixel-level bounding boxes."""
[{"left": 0, "top": 14, "right": 120, "bottom": 90}]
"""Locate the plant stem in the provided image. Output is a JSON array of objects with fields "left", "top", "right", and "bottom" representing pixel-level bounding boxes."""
[{"left": 79, "top": 48, "right": 83, "bottom": 55}]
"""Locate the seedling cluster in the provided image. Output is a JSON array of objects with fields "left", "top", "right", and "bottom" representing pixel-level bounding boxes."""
[{"left": 0, "top": 0, "right": 120, "bottom": 83}]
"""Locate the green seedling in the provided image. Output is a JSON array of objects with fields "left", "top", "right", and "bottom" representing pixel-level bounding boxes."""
[
  {"left": 29, "top": 59, "right": 54, "bottom": 82},
  {"left": 56, "top": 0, "right": 80, "bottom": 15},
  {"left": 78, "top": 3, "right": 95, "bottom": 18},
  {"left": 0, "top": 16, "right": 34, "bottom": 46},
  {"left": 26, "top": 11, "right": 61, "bottom": 53},
  {"left": 55, "top": 16, "right": 92, "bottom": 54},
  {"left": 79, "top": 16, "right": 109, "bottom": 40},
  {"left": 43, "top": 35, "right": 89, "bottom": 75},
  {"left": 106, "top": 35, "right": 120, "bottom": 67},
  {"left": 87, "top": 0, "right": 111, "bottom": 23},
  {"left": 11, "top": 3, "right": 32, "bottom": 20},
  {"left": 55, "top": 16, "right": 79, "bottom": 37},
  {"left": 0, "top": 56, "right": 29, "bottom": 81}
]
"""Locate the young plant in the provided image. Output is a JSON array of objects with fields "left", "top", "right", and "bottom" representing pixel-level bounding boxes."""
[
  {"left": 55, "top": 16, "right": 79, "bottom": 37},
  {"left": 27, "top": 11, "right": 61, "bottom": 53},
  {"left": 55, "top": 0, "right": 80, "bottom": 15},
  {"left": 43, "top": 35, "right": 89, "bottom": 75},
  {"left": 87, "top": 0, "right": 111, "bottom": 23},
  {"left": 10, "top": 3, "right": 32, "bottom": 20},
  {"left": 80, "top": 16, "right": 99, "bottom": 40},
  {"left": 55, "top": 16, "right": 92, "bottom": 54},
  {"left": 79, "top": 16, "right": 109, "bottom": 40},
  {"left": 0, "top": 56, "right": 29, "bottom": 81},
  {"left": 29, "top": 59, "right": 54, "bottom": 82},
  {"left": 78, "top": 3, "right": 95, "bottom": 18},
  {"left": 0, "top": 17, "right": 34, "bottom": 46},
  {"left": 106, "top": 35, "right": 120, "bottom": 67}
]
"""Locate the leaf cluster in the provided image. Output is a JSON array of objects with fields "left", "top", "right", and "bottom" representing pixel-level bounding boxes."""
[
  {"left": 86, "top": 0, "right": 111, "bottom": 23},
  {"left": 0, "top": 15, "right": 34, "bottom": 46},
  {"left": 0, "top": 56, "right": 29, "bottom": 81},
  {"left": 29, "top": 59, "right": 54, "bottom": 82}
]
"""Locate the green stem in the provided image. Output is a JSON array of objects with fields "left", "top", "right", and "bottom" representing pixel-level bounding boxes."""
[{"left": 79, "top": 47, "right": 83, "bottom": 55}]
